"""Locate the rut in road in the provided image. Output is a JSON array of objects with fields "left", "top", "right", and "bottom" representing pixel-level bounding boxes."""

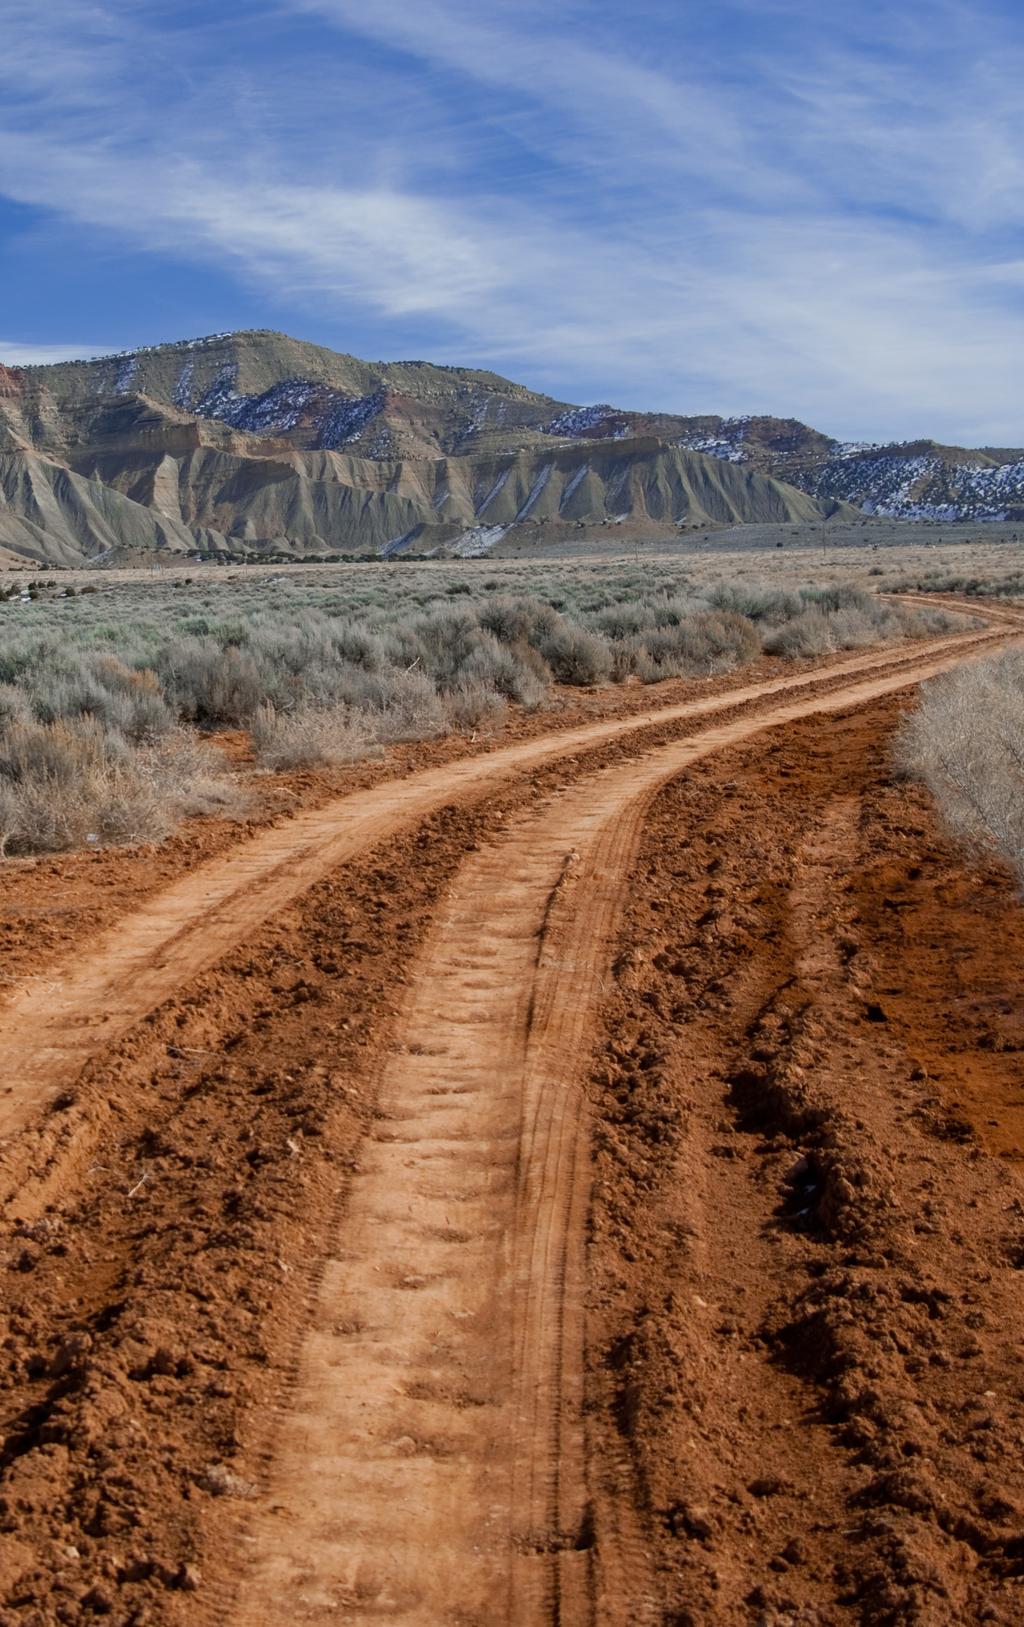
[
  {"left": 216, "top": 632, "right": 1021, "bottom": 1627},
  {"left": 0, "top": 612, "right": 1010, "bottom": 1161}
]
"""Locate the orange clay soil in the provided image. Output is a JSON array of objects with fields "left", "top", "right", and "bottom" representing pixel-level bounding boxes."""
[
  {"left": 585, "top": 699, "right": 1024, "bottom": 1625},
  {"left": 0, "top": 610, "right": 1023, "bottom": 1626},
  {"left": 0, "top": 623, "right": 1009, "bottom": 1159}
]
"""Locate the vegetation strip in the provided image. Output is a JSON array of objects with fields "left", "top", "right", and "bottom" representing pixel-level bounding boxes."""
[{"left": 0, "top": 566, "right": 964, "bottom": 855}]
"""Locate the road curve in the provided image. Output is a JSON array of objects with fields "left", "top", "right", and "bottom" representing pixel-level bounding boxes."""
[
  {"left": 213, "top": 621, "right": 1022, "bottom": 1627},
  {"left": 0, "top": 610, "right": 1012, "bottom": 1156}
]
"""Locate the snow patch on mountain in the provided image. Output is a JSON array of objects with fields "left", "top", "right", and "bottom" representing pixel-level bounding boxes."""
[
  {"left": 314, "top": 390, "right": 384, "bottom": 450},
  {"left": 559, "top": 463, "right": 590, "bottom": 509},
  {"left": 187, "top": 373, "right": 385, "bottom": 447},
  {"left": 515, "top": 463, "right": 552, "bottom": 521},
  {"left": 173, "top": 361, "right": 195, "bottom": 409},
  {"left": 450, "top": 525, "right": 508, "bottom": 557},
  {"left": 680, "top": 435, "right": 746, "bottom": 463},
  {"left": 113, "top": 357, "right": 137, "bottom": 395},
  {"left": 833, "top": 441, "right": 879, "bottom": 459},
  {"left": 675, "top": 417, "right": 752, "bottom": 463},
  {"left": 457, "top": 394, "right": 509, "bottom": 443},
  {"left": 812, "top": 450, "right": 1024, "bottom": 519},
  {"left": 476, "top": 467, "right": 510, "bottom": 516},
  {"left": 380, "top": 528, "right": 421, "bottom": 558},
  {"left": 195, "top": 365, "right": 244, "bottom": 423},
  {"left": 546, "top": 404, "right": 617, "bottom": 437},
  {"left": 672, "top": 417, "right": 1024, "bottom": 520}
]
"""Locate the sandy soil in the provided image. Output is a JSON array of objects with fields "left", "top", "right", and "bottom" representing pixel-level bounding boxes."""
[{"left": 1, "top": 605, "right": 1023, "bottom": 1626}]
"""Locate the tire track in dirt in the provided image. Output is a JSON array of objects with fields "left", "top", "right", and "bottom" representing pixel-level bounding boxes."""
[
  {"left": 584, "top": 796, "right": 871, "bottom": 1621},
  {"left": 215, "top": 627, "right": 1022, "bottom": 1627},
  {"left": 0, "top": 613, "right": 1011, "bottom": 1166},
  {"left": 584, "top": 702, "right": 1024, "bottom": 1624},
  {"left": 1, "top": 606, "right": 1021, "bottom": 1625}
]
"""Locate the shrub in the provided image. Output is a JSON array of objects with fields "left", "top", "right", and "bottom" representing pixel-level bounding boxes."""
[
  {"left": 250, "top": 702, "right": 375, "bottom": 770},
  {"left": 0, "top": 684, "right": 32, "bottom": 728},
  {"left": 478, "top": 595, "right": 562, "bottom": 647},
  {"left": 337, "top": 668, "right": 448, "bottom": 742},
  {"left": 537, "top": 624, "right": 613, "bottom": 685},
  {"left": 445, "top": 679, "right": 508, "bottom": 730},
  {"left": 155, "top": 640, "right": 273, "bottom": 724},
  {"left": 895, "top": 650, "right": 1024, "bottom": 889},
  {"left": 0, "top": 718, "right": 240, "bottom": 855},
  {"left": 408, "top": 606, "right": 485, "bottom": 686},
  {"left": 455, "top": 639, "right": 548, "bottom": 708},
  {"left": 826, "top": 605, "right": 886, "bottom": 649},
  {"left": 639, "top": 609, "right": 762, "bottom": 675},
  {"left": 30, "top": 655, "right": 175, "bottom": 742},
  {"left": 591, "top": 602, "right": 652, "bottom": 639},
  {"left": 801, "top": 584, "right": 873, "bottom": 616},
  {"left": 684, "top": 609, "right": 761, "bottom": 669},
  {"left": 763, "top": 607, "right": 836, "bottom": 658},
  {"left": 610, "top": 637, "right": 662, "bottom": 683},
  {"left": 329, "top": 621, "right": 386, "bottom": 671},
  {"left": 648, "top": 593, "right": 704, "bottom": 629},
  {"left": 705, "top": 582, "right": 802, "bottom": 625}
]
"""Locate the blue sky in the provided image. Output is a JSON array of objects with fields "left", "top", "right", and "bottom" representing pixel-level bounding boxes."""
[{"left": 1, "top": 0, "right": 1023, "bottom": 444}]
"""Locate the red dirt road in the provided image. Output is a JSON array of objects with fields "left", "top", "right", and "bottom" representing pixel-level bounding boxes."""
[
  {"left": 586, "top": 698, "right": 1024, "bottom": 1624},
  {"left": 2, "top": 606, "right": 1024, "bottom": 1627}
]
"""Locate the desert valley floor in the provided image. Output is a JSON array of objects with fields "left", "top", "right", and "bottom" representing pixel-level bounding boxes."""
[{"left": 1, "top": 543, "right": 1024, "bottom": 1625}]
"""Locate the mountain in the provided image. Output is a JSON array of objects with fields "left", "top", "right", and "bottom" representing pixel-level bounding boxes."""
[
  {"left": 21, "top": 331, "right": 1023, "bottom": 518},
  {"left": 0, "top": 332, "right": 852, "bottom": 566},
  {"left": 0, "top": 445, "right": 228, "bottom": 566},
  {"left": 15, "top": 331, "right": 568, "bottom": 464},
  {"left": 666, "top": 418, "right": 1024, "bottom": 523},
  {"left": 4, "top": 327, "right": 1013, "bottom": 567}
]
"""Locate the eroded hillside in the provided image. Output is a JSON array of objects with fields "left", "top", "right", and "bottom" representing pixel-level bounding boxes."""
[
  {"left": 3, "top": 329, "right": 1020, "bottom": 565},
  {"left": 0, "top": 333, "right": 850, "bottom": 565}
]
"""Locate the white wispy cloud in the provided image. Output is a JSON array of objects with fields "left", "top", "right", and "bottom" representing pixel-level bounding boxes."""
[
  {"left": 0, "top": 342, "right": 107, "bottom": 366},
  {"left": 0, "top": 0, "right": 1021, "bottom": 442},
  {"left": 290, "top": 0, "right": 809, "bottom": 214}
]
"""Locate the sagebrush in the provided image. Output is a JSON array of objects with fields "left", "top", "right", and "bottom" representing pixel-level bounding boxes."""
[
  {"left": 896, "top": 650, "right": 1024, "bottom": 889},
  {"left": 0, "top": 563, "right": 967, "bottom": 852}
]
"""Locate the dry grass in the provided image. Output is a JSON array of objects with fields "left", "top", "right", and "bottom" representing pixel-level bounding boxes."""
[
  {"left": 895, "top": 650, "right": 1024, "bottom": 888},
  {"left": 249, "top": 702, "right": 377, "bottom": 770},
  {"left": 0, "top": 719, "right": 243, "bottom": 856}
]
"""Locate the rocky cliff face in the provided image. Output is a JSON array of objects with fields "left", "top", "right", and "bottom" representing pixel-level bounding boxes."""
[
  {"left": 0, "top": 333, "right": 854, "bottom": 566},
  {"left": 668, "top": 418, "right": 1024, "bottom": 522},
  {"left": 17, "top": 333, "right": 1023, "bottom": 520}
]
